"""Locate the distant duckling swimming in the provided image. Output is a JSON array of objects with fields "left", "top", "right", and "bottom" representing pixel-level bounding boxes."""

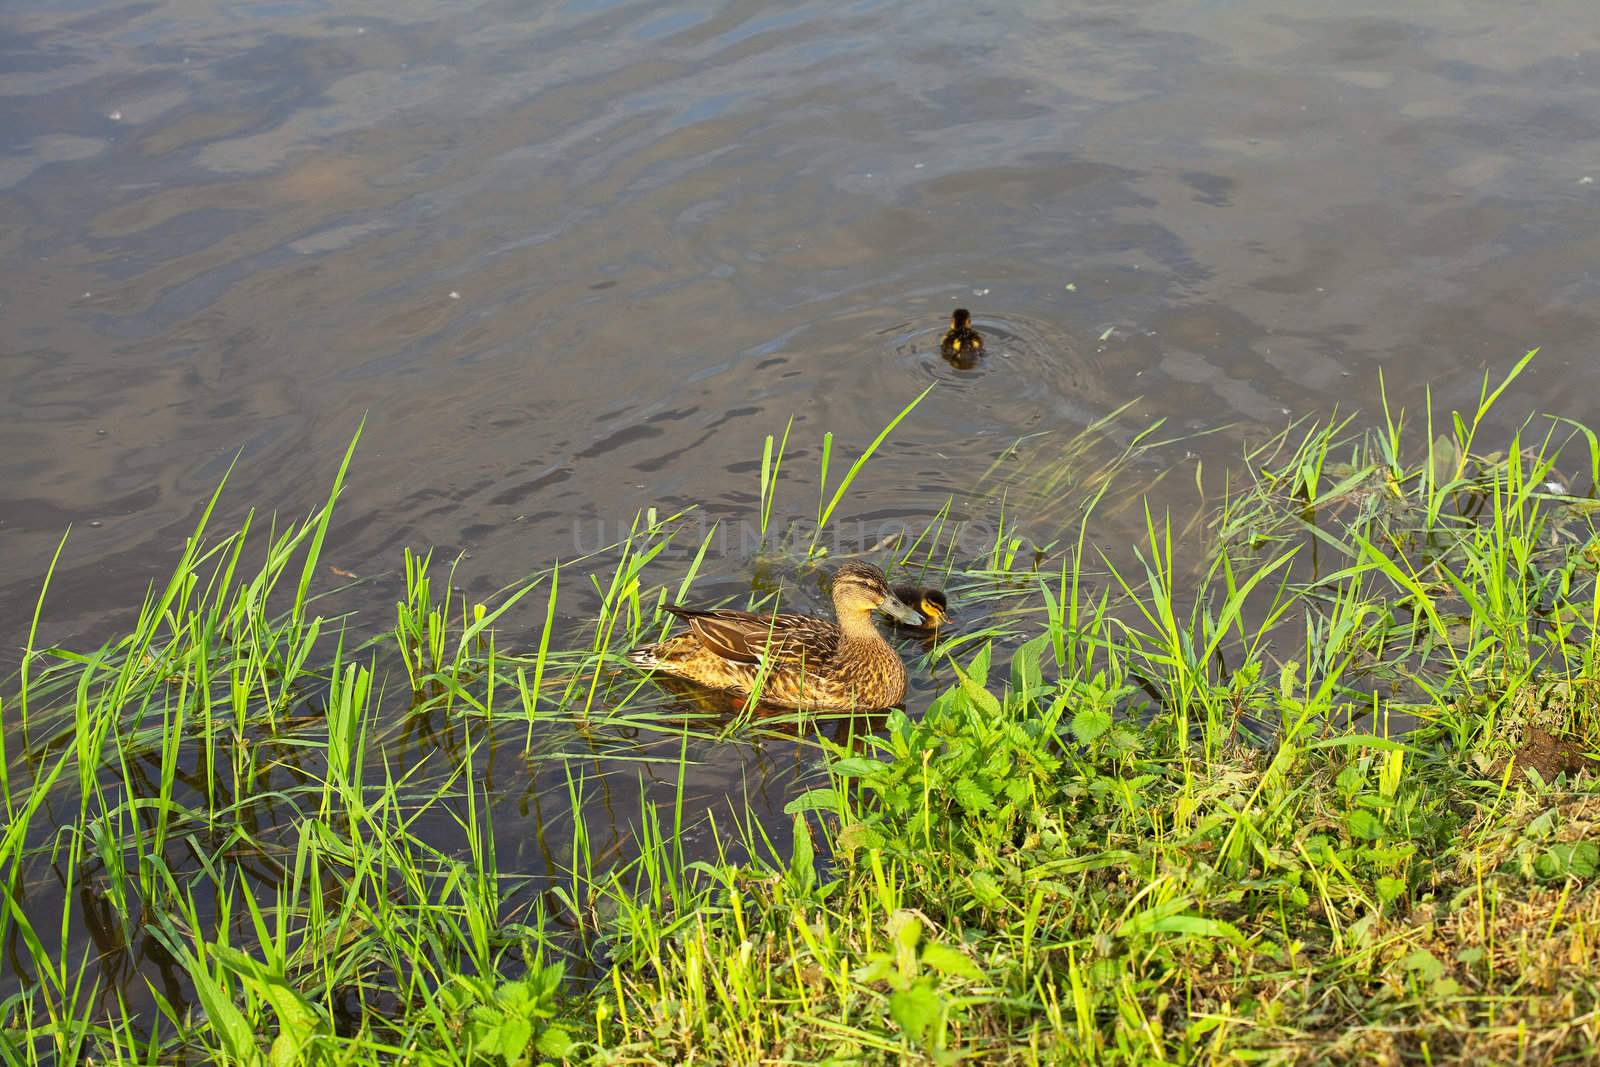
[
  {"left": 940, "top": 308, "right": 984, "bottom": 363},
  {"left": 889, "top": 586, "right": 952, "bottom": 632}
]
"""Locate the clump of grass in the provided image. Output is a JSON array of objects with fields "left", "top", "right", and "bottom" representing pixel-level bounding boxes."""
[
  {"left": 0, "top": 430, "right": 583, "bottom": 1064},
  {"left": 574, "top": 353, "right": 1600, "bottom": 1063}
]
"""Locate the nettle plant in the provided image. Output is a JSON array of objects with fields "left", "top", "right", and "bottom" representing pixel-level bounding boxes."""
[
  {"left": 851, "top": 909, "right": 986, "bottom": 1063},
  {"left": 813, "top": 640, "right": 1143, "bottom": 862}
]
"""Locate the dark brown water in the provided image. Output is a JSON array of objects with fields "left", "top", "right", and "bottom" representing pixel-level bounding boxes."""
[
  {"left": 4, "top": 0, "right": 1600, "bottom": 1018},
  {"left": 6, "top": 0, "right": 1600, "bottom": 652}
]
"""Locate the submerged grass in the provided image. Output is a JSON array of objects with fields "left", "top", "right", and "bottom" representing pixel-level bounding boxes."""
[{"left": 4, "top": 355, "right": 1599, "bottom": 1064}]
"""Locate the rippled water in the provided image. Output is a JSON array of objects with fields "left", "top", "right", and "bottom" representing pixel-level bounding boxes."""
[
  {"left": 4, "top": 0, "right": 1600, "bottom": 1014},
  {"left": 6, "top": 0, "right": 1600, "bottom": 651}
]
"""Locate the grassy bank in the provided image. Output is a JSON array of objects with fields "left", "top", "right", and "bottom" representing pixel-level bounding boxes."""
[{"left": 4, "top": 356, "right": 1599, "bottom": 1064}]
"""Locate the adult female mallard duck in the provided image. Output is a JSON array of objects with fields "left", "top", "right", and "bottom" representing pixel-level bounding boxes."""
[
  {"left": 626, "top": 561, "right": 920, "bottom": 710},
  {"left": 890, "top": 586, "right": 952, "bottom": 632},
  {"left": 940, "top": 308, "right": 984, "bottom": 364}
]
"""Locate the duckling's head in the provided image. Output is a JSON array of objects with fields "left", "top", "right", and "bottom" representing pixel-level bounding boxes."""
[
  {"left": 951, "top": 308, "right": 972, "bottom": 330},
  {"left": 890, "top": 585, "right": 951, "bottom": 626},
  {"left": 913, "top": 589, "right": 950, "bottom": 626},
  {"left": 830, "top": 561, "right": 921, "bottom": 624}
]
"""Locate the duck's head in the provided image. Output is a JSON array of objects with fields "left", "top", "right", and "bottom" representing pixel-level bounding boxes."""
[
  {"left": 830, "top": 561, "right": 921, "bottom": 624},
  {"left": 950, "top": 308, "right": 973, "bottom": 330}
]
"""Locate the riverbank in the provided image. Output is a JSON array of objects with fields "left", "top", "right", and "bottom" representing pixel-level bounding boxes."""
[{"left": 4, "top": 358, "right": 1597, "bottom": 1064}]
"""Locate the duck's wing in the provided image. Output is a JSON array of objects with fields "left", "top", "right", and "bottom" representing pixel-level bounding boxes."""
[{"left": 663, "top": 606, "right": 840, "bottom": 667}]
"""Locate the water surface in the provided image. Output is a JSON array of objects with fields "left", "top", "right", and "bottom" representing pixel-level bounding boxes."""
[{"left": 6, "top": 0, "right": 1599, "bottom": 647}]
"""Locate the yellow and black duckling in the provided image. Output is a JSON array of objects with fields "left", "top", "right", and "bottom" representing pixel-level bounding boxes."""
[
  {"left": 889, "top": 586, "right": 953, "bottom": 632},
  {"left": 626, "top": 561, "right": 920, "bottom": 711},
  {"left": 940, "top": 308, "right": 984, "bottom": 365}
]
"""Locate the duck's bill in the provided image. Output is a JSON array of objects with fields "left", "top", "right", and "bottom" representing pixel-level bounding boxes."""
[{"left": 880, "top": 593, "right": 923, "bottom": 625}]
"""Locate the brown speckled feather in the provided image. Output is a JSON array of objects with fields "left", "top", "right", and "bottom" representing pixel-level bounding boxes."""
[
  {"left": 629, "top": 598, "right": 908, "bottom": 711},
  {"left": 663, "top": 606, "right": 840, "bottom": 668}
]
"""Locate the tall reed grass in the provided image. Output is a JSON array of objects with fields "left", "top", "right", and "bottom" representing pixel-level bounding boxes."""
[{"left": 4, "top": 356, "right": 1597, "bottom": 1063}]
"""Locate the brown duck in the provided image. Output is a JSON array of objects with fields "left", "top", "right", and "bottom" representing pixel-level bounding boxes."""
[{"left": 626, "top": 561, "right": 919, "bottom": 710}]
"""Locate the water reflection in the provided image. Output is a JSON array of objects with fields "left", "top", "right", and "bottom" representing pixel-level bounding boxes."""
[{"left": 6, "top": 1, "right": 1594, "bottom": 656}]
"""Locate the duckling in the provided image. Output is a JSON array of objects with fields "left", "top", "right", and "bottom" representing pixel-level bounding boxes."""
[
  {"left": 889, "top": 586, "right": 953, "bottom": 632},
  {"left": 940, "top": 308, "right": 984, "bottom": 364},
  {"left": 627, "top": 561, "right": 920, "bottom": 711}
]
